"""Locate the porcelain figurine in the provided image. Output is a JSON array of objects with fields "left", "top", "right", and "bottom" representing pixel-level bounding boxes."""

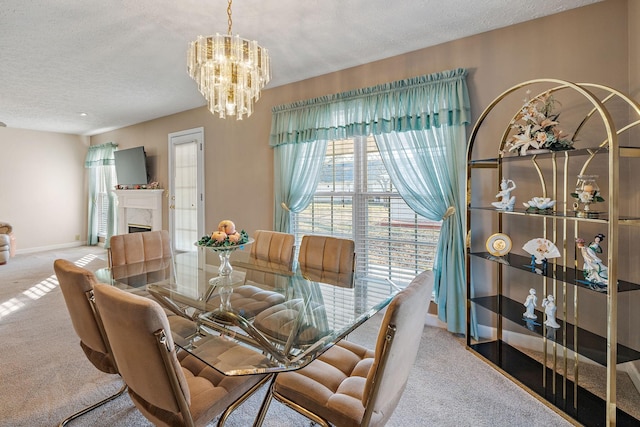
[
  {"left": 542, "top": 295, "right": 560, "bottom": 328},
  {"left": 576, "top": 237, "right": 608, "bottom": 286},
  {"left": 589, "top": 233, "right": 605, "bottom": 254},
  {"left": 523, "top": 288, "right": 537, "bottom": 320},
  {"left": 492, "top": 178, "right": 516, "bottom": 211},
  {"left": 523, "top": 197, "right": 556, "bottom": 210}
]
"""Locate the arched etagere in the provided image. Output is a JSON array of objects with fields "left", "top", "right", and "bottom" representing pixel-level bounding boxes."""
[{"left": 465, "top": 79, "right": 640, "bottom": 426}]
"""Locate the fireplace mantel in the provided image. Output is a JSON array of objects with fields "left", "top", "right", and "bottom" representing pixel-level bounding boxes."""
[{"left": 113, "top": 189, "right": 164, "bottom": 234}]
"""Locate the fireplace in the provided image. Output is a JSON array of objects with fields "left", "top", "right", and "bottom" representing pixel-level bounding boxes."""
[
  {"left": 128, "top": 224, "right": 152, "bottom": 233},
  {"left": 113, "top": 189, "right": 164, "bottom": 234}
]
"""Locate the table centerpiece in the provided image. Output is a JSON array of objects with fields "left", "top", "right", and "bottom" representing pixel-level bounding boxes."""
[{"left": 195, "top": 220, "right": 253, "bottom": 309}]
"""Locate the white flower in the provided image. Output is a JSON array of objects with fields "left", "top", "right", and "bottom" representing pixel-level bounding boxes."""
[{"left": 507, "top": 125, "right": 540, "bottom": 155}]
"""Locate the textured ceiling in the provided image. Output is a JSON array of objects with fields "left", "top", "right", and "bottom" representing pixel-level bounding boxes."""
[{"left": 0, "top": 0, "right": 601, "bottom": 136}]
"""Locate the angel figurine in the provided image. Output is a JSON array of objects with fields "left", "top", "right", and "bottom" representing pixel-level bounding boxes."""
[{"left": 492, "top": 178, "right": 516, "bottom": 211}]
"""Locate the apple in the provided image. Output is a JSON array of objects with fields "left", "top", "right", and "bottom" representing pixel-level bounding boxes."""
[
  {"left": 211, "top": 231, "right": 227, "bottom": 242},
  {"left": 218, "top": 220, "right": 236, "bottom": 235}
]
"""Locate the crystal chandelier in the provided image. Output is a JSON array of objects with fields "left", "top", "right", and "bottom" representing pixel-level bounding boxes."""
[{"left": 187, "top": 0, "right": 271, "bottom": 120}]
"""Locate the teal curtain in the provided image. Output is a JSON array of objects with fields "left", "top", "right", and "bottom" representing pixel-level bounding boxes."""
[
  {"left": 270, "top": 68, "right": 470, "bottom": 146},
  {"left": 269, "top": 68, "right": 471, "bottom": 333},
  {"left": 85, "top": 142, "right": 118, "bottom": 246},
  {"left": 274, "top": 140, "right": 328, "bottom": 232},
  {"left": 375, "top": 126, "right": 471, "bottom": 335}
]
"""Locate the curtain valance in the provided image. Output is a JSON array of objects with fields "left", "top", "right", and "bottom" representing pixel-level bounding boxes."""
[
  {"left": 85, "top": 142, "right": 118, "bottom": 168},
  {"left": 270, "top": 68, "right": 470, "bottom": 147}
]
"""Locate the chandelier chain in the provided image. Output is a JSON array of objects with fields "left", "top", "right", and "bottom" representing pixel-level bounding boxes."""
[{"left": 227, "top": 0, "right": 233, "bottom": 35}]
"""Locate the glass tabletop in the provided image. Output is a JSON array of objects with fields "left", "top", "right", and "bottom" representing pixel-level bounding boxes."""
[{"left": 97, "top": 249, "right": 399, "bottom": 376}]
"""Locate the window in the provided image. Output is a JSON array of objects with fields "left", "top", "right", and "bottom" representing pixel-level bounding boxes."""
[
  {"left": 292, "top": 136, "right": 441, "bottom": 286},
  {"left": 91, "top": 165, "right": 116, "bottom": 238}
]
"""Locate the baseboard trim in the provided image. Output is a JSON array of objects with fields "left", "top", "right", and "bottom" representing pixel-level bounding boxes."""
[
  {"left": 425, "top": 312, "right": 447, "bottom": 328},
  {"left": 621, "top": 360, "right": 640, "bottom": 394},
  {"left": 15, "top": 241, "right": 85, "bottom": 255}
]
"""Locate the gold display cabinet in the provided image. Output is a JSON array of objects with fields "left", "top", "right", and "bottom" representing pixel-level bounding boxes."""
[{"left": 465, "top": 79, "right": 640, "bottom": 426}]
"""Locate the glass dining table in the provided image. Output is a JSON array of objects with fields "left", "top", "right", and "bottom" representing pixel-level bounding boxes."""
[{"left": 96, "top": 247, "right": 400, "bottom": 377}]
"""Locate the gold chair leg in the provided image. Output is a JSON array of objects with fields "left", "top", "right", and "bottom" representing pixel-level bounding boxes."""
[
  {"left": 252, "top": 375, "right": 277, "bottom": 427},
  {"left": 59, "top": 382, "right": 127, "bottom": 426},
  {"left": 270, "top": 390, "right": 330, "bottom": 427},
  {"left": 218, "top": 374, "right": 273, "bottom": 427}
]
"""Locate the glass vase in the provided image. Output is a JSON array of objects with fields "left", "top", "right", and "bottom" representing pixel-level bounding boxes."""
[{"left": 575, "top": 175, "right": 600, "bottom": 217}]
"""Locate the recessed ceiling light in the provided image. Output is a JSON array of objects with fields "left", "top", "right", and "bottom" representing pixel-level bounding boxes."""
[{"left": 79, "top": 112, "right": 88, "bottom": 117}]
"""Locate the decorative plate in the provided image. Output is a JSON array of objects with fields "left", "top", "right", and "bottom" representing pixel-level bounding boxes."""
[{"left": 486, "top": 233, "right": 512, "bottom": 257}]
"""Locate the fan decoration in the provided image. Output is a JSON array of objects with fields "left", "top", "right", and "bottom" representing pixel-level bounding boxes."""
[{"left": 523, "top": 238, "right": 560, "bottom": 264}]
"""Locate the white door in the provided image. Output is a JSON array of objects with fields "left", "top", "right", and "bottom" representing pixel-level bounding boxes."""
[{"left": 168, "top": 128, "right": 204, "bottom": 252}]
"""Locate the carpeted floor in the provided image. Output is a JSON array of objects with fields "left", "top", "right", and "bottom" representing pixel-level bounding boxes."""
[{"left": 0, "top": 246, "right": 576, "bottom": 426}]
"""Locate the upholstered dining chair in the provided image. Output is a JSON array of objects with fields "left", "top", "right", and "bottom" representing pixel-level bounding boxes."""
[
  {"left": 53, "top": 259, "right": 128, "bottom": 427},
  {"left": 207, "top": 230, "right": 294, "bottom": 318},
  {"left": 108, "top": 230, "right": 198, "bottom": 341},
  {"left": 298, "top": 235, "right": 356, "bottom": 288},
  {"left": 249, "top": 229, "right": 296, "bottom": 271},
  {"left": 252, "top": 235, "right": 354, "bottom": 347},
  {"left": 255, "top": 270, "right": 434, "bottom": 427},
  {"left": 108, "top": 230, "right": 173, "bottom": 285},
  {"left": 93, "top": 283, "right": 270, "bottom": 427}
]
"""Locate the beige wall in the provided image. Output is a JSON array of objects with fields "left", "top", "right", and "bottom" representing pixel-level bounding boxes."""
[
  {"left": 0, "top": 127, "right": 89, "bottom": 252},
  {"left": 90, "top": 0, "right": 632, "bottom": 237}
]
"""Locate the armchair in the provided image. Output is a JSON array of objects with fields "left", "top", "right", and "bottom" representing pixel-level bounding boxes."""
[{"left": 0, "top": 222, "right": 15, "bottom": 264}]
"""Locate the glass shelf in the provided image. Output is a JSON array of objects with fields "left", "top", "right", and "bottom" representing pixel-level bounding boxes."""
[
  {"left": 470, "top": 340, "right": 638, "bottom": 427},
  {"left": 472, "top": 294, "right": 640, "bottom": 364},
  {"left": 469, "top": 146, "right": 640, "bottom": 166},
  {"left": 469, "top": 206, "right": 640, "bottom": 224},
  {"left": 468, "top": 252, "right": 640, "bottom": 293}
]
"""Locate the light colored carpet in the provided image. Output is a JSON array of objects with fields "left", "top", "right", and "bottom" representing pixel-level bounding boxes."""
[{"left": 0, "top": 246, "right": 574, "bottom": 427}]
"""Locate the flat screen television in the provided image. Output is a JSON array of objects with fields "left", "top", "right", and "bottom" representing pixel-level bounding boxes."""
[{"left": 114, "top": 146, "right": 149, "bottom": 186}]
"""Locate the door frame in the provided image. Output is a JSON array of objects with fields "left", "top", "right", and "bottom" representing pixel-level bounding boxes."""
[{"left": 168, "top": 127, "right": 205, "bottom": 251}]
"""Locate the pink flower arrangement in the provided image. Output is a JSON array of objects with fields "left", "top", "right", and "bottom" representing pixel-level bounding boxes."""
[{"left": 506, "top": 91, "right": 574, "bottom": 155}]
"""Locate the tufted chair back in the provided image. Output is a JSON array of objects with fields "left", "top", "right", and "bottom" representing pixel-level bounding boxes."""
[
  {"left": 54, "top": 259, "right": 117, "bottom": 374},
  {"left": 249, "top": 230, "right": 295, "bottom": 270},
  {"left": 54, "top": 259, "right": 128, "bottom": 426},
  {"left": 298, "top": 235, "right": 355, "bottom": 288},
  {"left": 93, "top": 283, "right": 269, "bottom": 427},
  {"left": 361, "top": 270, "right": 433, "bottom": 426},
  {"left": 108, "top": 230, "right": 173, "bottom": 285},
  {"left": 93, "top": 283, "right": 193, "bottom": 424},
  {"left": 264, "top": 270, "right": 433, "bottom": 427},
  {"left": 108, "top": 230, "right": 172, "bottom": 267}
]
